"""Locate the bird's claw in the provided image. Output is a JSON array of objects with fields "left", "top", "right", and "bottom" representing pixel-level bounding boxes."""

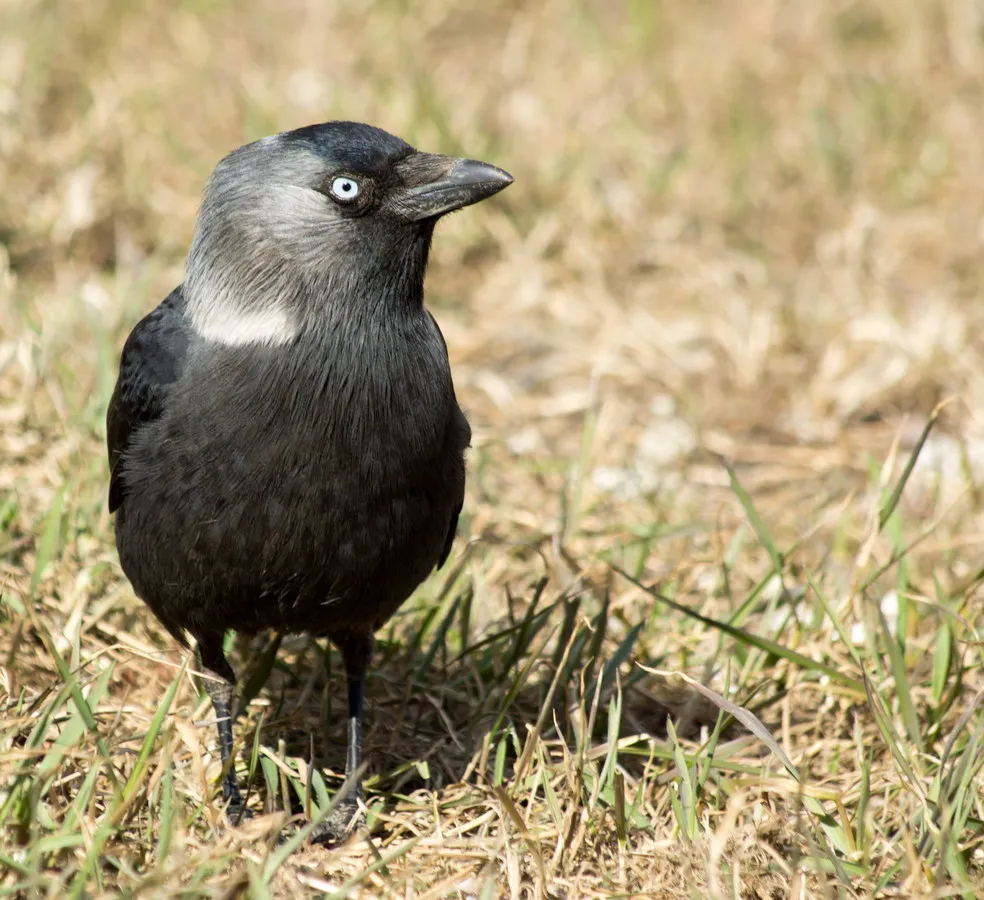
[
  {"left": 224, "top": 798, "right": 254, "bottom": 826},
  {"left": 308, "top": 800, "right": 363, "bottom": 847}
]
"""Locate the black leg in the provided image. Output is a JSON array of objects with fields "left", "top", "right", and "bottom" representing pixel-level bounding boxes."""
[
  {"left": 197, "top": 634, "right": 246, "bottom": 820},
  {"left": 310, "top": 630, "right": 374, "bottom": 845},
  {"left": 345, "top": 675, "right": 364, "bottom": 777}
]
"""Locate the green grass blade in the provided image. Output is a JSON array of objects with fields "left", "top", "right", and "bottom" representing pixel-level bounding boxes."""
[
  {"left": 115, "top": 657, "right": 186, "bottom": 820},
  {"left": 615, "top": 566, "right": 864, "bottom": 694},
  {"left": 29, "top": 487, "right": 66, "bottom": 597},
  {"left": 878, "top": 407, "right": 941, "bottom": 530},
  {"left": 718, "top": 455, "right": 783, "bottom": 574}
]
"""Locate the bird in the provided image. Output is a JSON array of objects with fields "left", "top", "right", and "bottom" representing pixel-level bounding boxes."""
[{"left": 106, "top": 121, "right": 512, "bottom": 842}]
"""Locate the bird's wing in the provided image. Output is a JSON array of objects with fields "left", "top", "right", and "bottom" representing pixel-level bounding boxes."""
[
  {"left": 437, "top": 500, "right": 462, "bottom": 570},
  {"left": 436, "top": 405, "right": 471, "bottom": 569},
  {"left": 106, "top": 286, "right": 192, "bottom": 513},
  {"left": 426, "top": 311, "right": 471, "bottom": 571}
]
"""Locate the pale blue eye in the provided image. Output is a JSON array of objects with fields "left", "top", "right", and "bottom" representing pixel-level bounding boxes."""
[{"left": 330, "top": 176, "right": 360, "bottom": 201}]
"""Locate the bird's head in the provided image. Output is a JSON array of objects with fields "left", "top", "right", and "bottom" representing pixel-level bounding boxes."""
[{"left": 184, "top": 121, "right": 512, "bottom": 345}]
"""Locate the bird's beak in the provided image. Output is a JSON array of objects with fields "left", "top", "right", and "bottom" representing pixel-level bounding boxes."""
[{"left": 394, "top": 152, "right": 513, "bottom": 222}]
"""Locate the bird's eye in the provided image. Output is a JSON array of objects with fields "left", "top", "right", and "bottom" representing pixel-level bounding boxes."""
[{"left": 329, "top": 176, "right": 361, "bottom": 202}]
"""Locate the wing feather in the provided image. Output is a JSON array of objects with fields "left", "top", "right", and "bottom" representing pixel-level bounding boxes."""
[{"left": 107, "top": 287, "right": 192, "bottom": 513}]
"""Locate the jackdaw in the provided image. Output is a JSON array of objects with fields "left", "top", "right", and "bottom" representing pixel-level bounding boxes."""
[{"left": 106, "top": 121, "right": 512, "bottom": 842}]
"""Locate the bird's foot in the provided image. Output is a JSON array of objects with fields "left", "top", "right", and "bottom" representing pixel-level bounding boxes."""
[
  {"left": 224, "top": 797, "right": 254, "bottom": 827},
  {"left": 309, "top": 799, "right": 363, "bottom": 846}
]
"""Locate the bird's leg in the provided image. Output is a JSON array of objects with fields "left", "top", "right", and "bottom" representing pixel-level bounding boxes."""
[
  {"left": 339, "top": 631, "right": 375, "bottom": 797},
  {"left": 197, "top": 635, "right": 246, "bottom": 821},
  {"left": 345, "top": 671, "right": 365, "bottom": 777},
  {"left": 310, "top": 630, "right": 374, "bottom": 845}
]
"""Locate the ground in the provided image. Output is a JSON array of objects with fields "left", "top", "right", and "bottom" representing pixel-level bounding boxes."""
[{"left": 1, "top": 0, "right": 984, "bottom": 897}]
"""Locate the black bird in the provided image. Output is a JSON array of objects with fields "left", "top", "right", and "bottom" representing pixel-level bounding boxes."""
[{"left": 106, "top": 121, "right": 512, "bottom": 841}]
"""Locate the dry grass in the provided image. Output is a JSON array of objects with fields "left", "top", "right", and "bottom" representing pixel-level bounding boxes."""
[{"left": 3, "top": 0, "right": 984, "bottom": 896}]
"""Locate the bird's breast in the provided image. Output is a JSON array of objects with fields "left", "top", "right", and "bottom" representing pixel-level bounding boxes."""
[{"left": 116, "top": 314, "right": 465, "bottom": 632}]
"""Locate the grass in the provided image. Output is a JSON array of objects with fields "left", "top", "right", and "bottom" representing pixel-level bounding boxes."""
[{"left": 2, "top": 0, "right": 984, "bottom": 896}]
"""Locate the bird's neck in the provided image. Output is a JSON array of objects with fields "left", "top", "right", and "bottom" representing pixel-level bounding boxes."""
[{"left": 183, "top": 231, "right": 431, "bottom": 347}]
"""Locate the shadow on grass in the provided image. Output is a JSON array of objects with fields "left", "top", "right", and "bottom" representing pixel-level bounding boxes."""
[{"left": 224, "top": 574, "right": 744, "bottom": 824}]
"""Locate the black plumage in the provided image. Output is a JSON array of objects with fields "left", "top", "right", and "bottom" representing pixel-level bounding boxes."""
[{"left": 106, "top": 121, "right": 512, "bottom": 841}]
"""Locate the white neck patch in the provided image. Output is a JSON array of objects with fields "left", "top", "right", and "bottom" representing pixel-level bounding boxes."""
[{"left": 190, "top": 304, "right": 297, "bottom": 347}]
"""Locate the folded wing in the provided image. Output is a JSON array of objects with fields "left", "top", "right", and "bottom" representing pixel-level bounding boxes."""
[{"left": 106, "top": 287, "right": 192, "bottom": 513}]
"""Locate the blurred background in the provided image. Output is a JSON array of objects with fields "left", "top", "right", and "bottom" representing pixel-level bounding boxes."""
[
  {"left": 4, "top": 1, "right": 984, "bottom": 506},
  {"left": 2, "top": 0, "right": 983, "bottom": 896}
]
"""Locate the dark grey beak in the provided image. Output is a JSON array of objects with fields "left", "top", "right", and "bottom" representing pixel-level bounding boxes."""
[{"left": 394, "top": 153, "right": 513, "bottom": 222}]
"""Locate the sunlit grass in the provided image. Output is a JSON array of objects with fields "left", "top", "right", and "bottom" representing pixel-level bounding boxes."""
[{"left": 2, "top": 0, "right": 984, "bottom": 896}]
